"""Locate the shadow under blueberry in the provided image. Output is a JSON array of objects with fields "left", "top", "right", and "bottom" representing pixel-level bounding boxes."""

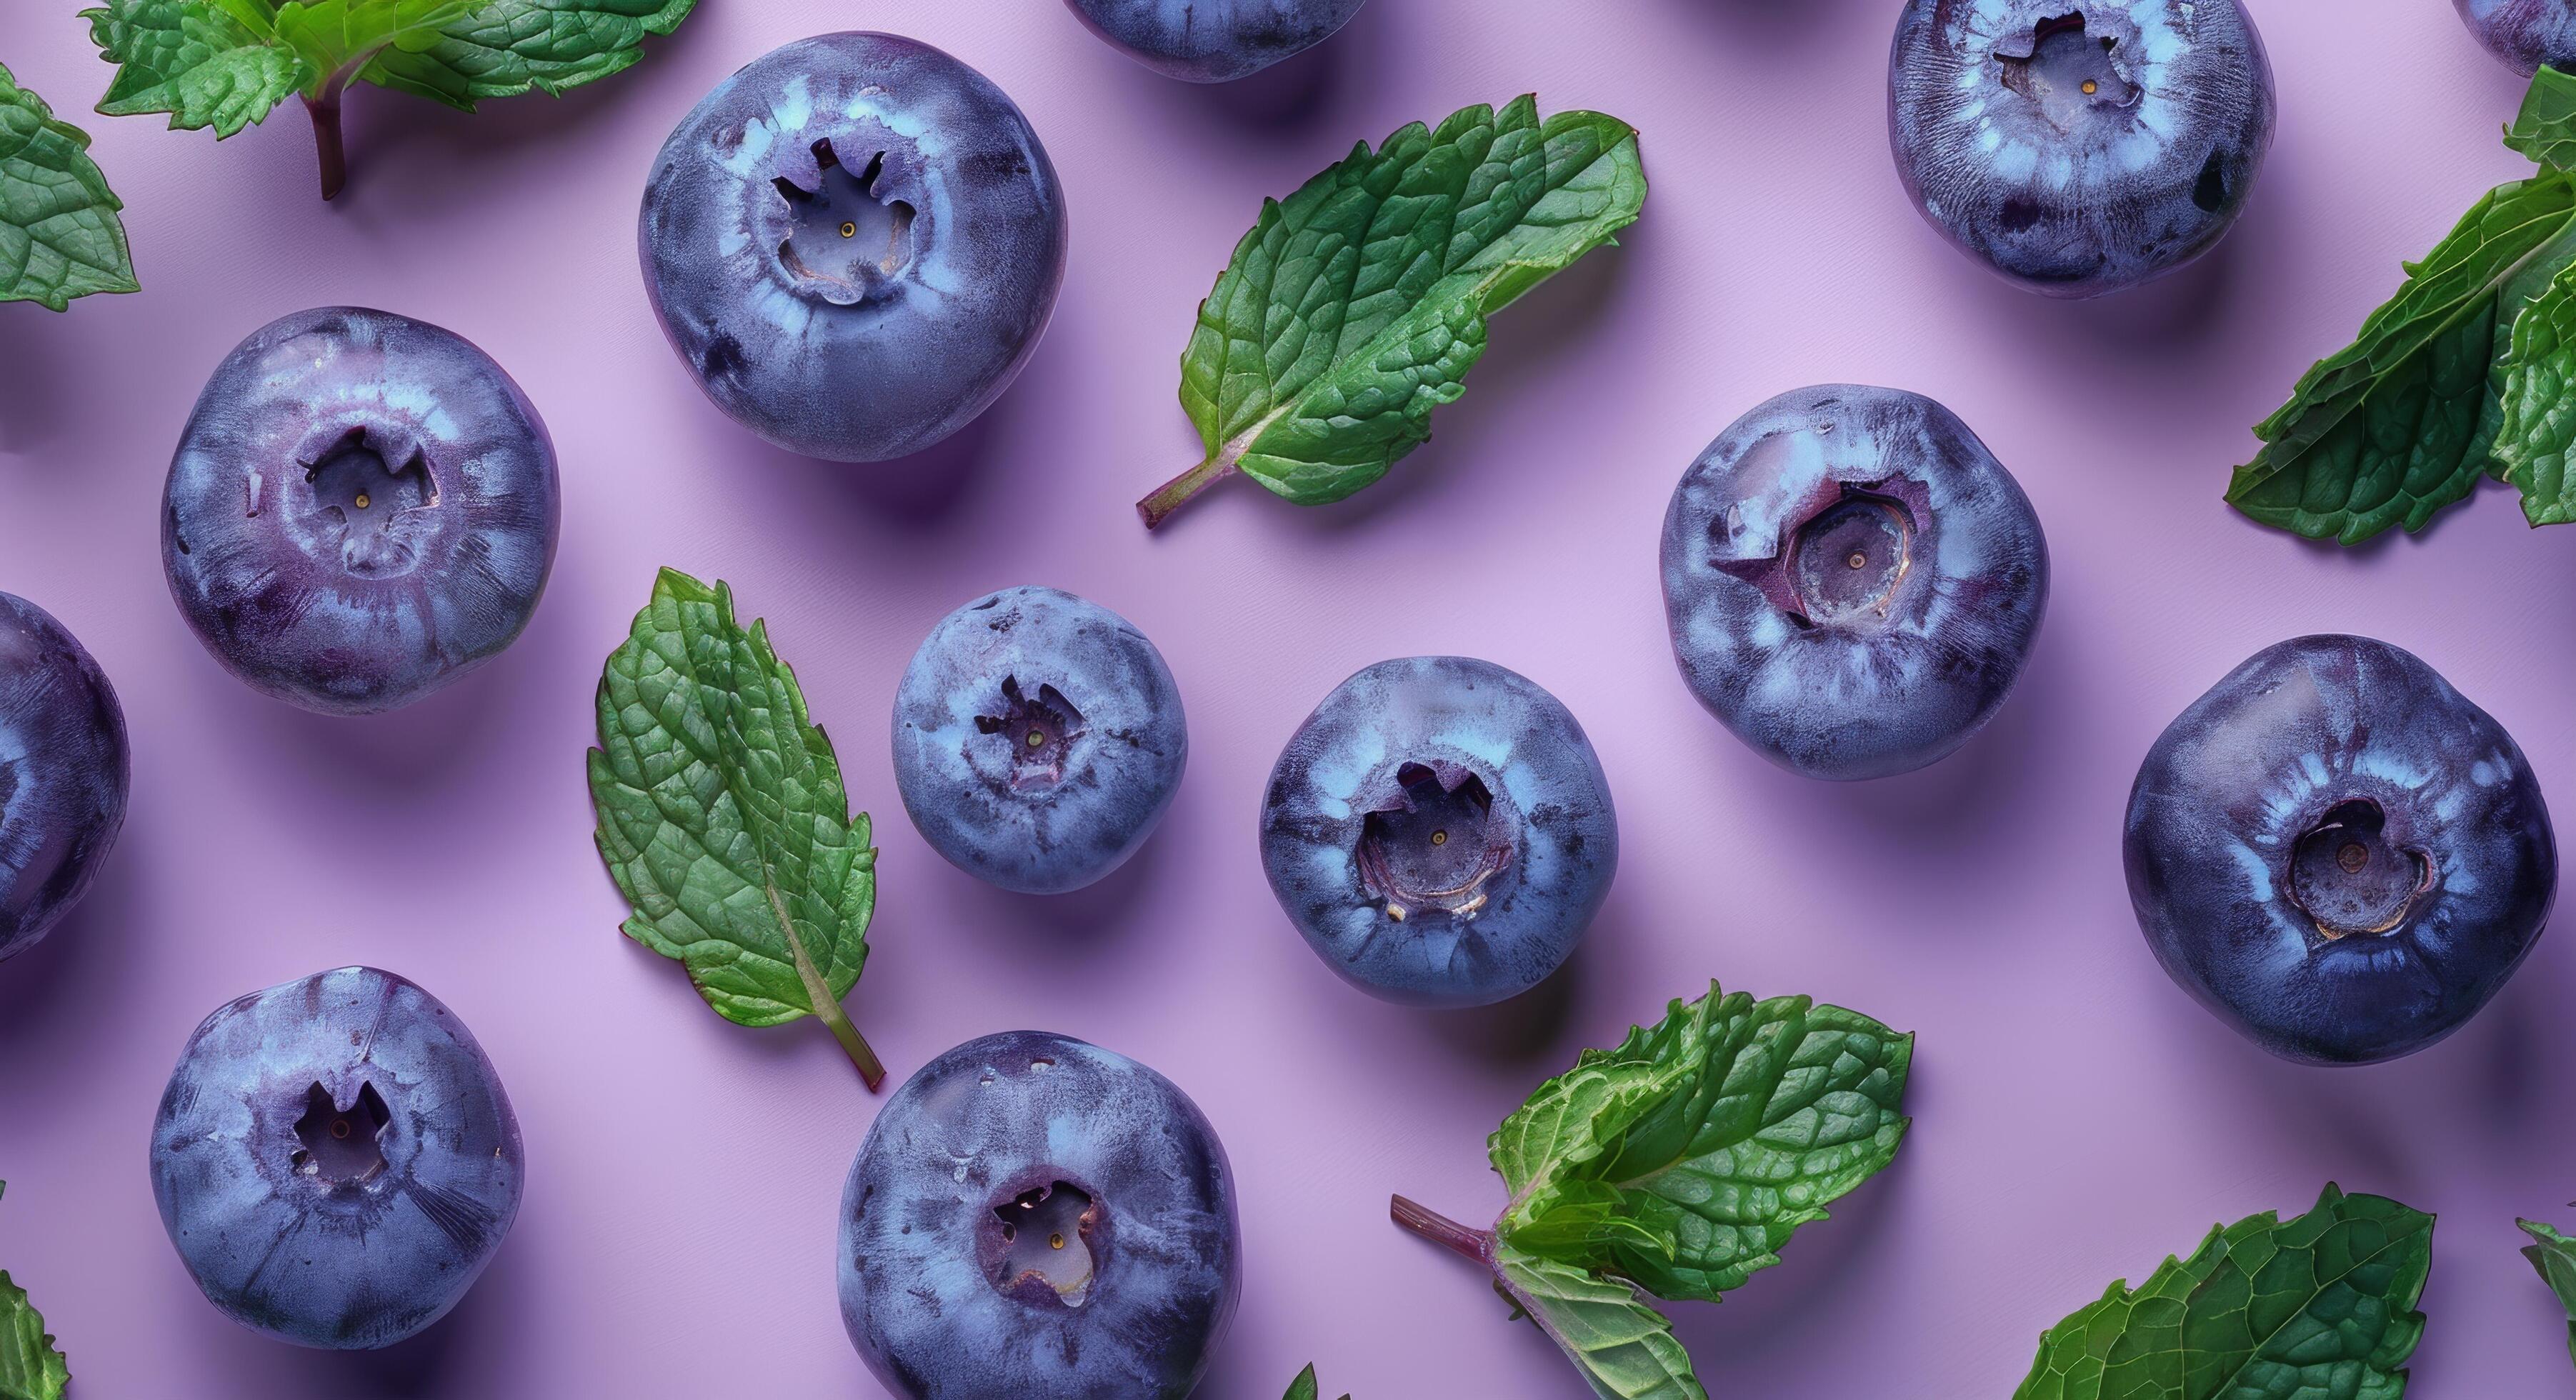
[
  {"left": 952, "top": 811, "right": 1171, "bottom": 956},
  {"left": 0, "top": 308, "right": 78, "bottom": 454},
  {"left": 1410, "top": 926, "right": 1590, "bottom": 1071},
  {"left": 0, "top": 823, "right": 146, "bottom": 1064},
  {"left": 1129, "top": 0, "right": 1385, "bottom": 135}
]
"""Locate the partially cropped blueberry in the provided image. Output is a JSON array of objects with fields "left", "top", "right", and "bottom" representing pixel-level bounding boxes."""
[
  {"left": 2457, "top": 0, "right": 2576, "bottom": 75},
  {"left": 0, "top": 592, "right": 126, "bottom": 963},
  {"left": 893, "top": 587, "right": 1187, "bottom": 895},
  {"left": 163, "top": 307, "right": 559, "bottom": 716},
  {"left": 839, "top": 1030, "right": 1239, "bottom": 1399},
  {"left": 151, "top": 966, "right": 524, "bottom": 1349},
  {"left": 1064, "top": 0, "right": 1367, "bottom": 82},
  {"left": 1889, "top": 0, "right": 2276, "bottom": 296},
  {"left": 641, "top": 33, "right": 1068, "bottom": 461},
  {"left": 1260, "top": 657, "right": 1617, "bottom": 1009},
  {"left": 1661, "top": 386, "right": 2047, "bottom": 781},
  {"left": 2125, "top": 636, "right": 2557, "bottom": 1066}
]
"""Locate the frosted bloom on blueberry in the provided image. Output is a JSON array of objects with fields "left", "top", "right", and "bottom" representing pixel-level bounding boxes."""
[
  {"left": 1661, "top": 385, "right": 2047, "bottom": 781},
  {"left": 1889, "top": 0, "right": 2275, "bottom": 296},
  {"left": 0, "top": 592, "right": 126, "bottom": 962},
  {"left": 2126, "top": 636, "right": 2557, "bottom": 1065},
  {"left": 892, "top": 586, "right": 1187, "bottom": 895},
  {"left": 162, "top": 306, "right": 559, "bottom": 715},
  {"left": 2457, "top": 0, "right": 2576, "bottom": 76},
  {"left": 1063, "top": 0, "right": 1368, "bottom": 82},
  {"left": 150, "top": 967, "right": 524, "bottom": 1349},
  {"left": 1260, "top": 656, "right": 1617, "bottom": 1009},
  {"left": 839, "top": 1031, "right": 1239, "bottom": 1399},
  {"left": 640, "top": 33, "right": 1067, "bottom": 461}
]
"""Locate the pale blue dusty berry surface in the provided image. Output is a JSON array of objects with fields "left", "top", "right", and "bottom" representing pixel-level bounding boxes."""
[
  {"left": 1062, "top": 0, "right": 1369, "bottom": 81},
  {"left": 162, "top": 306, "right": 559, "bottom": 715},
  {"left": 150, "top": 966, "right": 524, "bottom": 1349},
  {"left": 1661, "top": 384, "right": 2047, "bottom": 781},
  {"left": 838, "top": 1030, "right": 1239, "bottom": 1400}
]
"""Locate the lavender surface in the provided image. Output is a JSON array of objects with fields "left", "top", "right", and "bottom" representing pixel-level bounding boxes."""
[{"left": 4, "top": 1, "right": 2576, "bottom": 1395}]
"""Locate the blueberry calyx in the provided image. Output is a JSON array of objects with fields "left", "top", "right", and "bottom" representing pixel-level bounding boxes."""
[
  {"left": 2286, "top": 797, "right": 2437, "bottom": 941},
  {"left": 1993, "top": 13, "right": 2140, "bottom": 131},
  {"left": 772, "top": 137, "right": 919, "bottom": 307},
  {"left": 289, "top": 424, "right": 441, "bottom": 579},
  {"left": 289, "top": 1080, "right": 391, "bottom": 1186},
  {"left": 972, "top": 676, "right": 1087, "bottom": 790},
  {"left": 1356, "top": 761, "right": 1514, "bottom": 921},
  {"left": 980, "top": 1173, "right": 1109, "bottom": 1310},
  {"left": 1712, "top": 475, "right": 1927, "bottom": 630}
]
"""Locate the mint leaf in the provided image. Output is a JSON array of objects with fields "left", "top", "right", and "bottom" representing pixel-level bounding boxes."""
[
  {"left": 1283, "top": 1364, "right": 1348, "bottom": 1400},
  {"left": 1392, "top": 982, "right": 1909, "bottom": 1400},
  {"left": 1492, "top": 983, "right": 1912, "bottom": 1304},
  {"left": 86, "top": 0, "right": 307, "bottom": 137},
  {"left": 2520, "top": 1218, "right": 2576, "bottom": 1371},
  {"left": 587, "top": 568, "right": 886, "bottom": 1089},
  {"left": 1496, "top": 1244, "right": 1705, "bottom": 1400},
  {"left": 0, "top": 1184, "right": 70, "bottom": 1400},
  {"left": 2013, "top": 1184, "right": 2432, "bottom": 1400},
  {"left": 2492, "top": 259, "right": 2576, "bottom": 521},
  {"left": 85, "top": 0, "right": 693, "bottom": 198},
  {"left": 1136, "top": 94, "right": 1646, "bottom": 528},
  {"left": 2507, "top": 66, "right": 2576, "bottom": 171},
  {"left": 364, "top": 0, "right": 699, "bottom": 109},
  {"left": 2227, "top": 172, "right": 2576, "bottom": 542},
  {"left": 0, "top": 64, "right": 138, "bottom": 311}
]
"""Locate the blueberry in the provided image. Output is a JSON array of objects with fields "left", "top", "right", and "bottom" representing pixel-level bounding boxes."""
[
  {"left": 1062, "top": 0, "right": 1367, "bottom": 82},
  {"left": 162, "top": 306, "right": 559, "bottom": 716},
  {"left": 1888, "top": 0, "right": 2276, "bottom": 297},
  {"left": 2457, "top": 0, "right": 2576, "bottom": 75},
  {"left": 2125, "top": 636, "right": 2557, "bottom": 1066},
  {"left": 640, "top": 33, "right": 1068, "bottom": 461},
  {"left": 892, "top": 587, "right": 1187, "bottom": 895},
  {"left": 150, "top": 966, "right": 524, "bottom": 1349},
  {"left": 1259, "top": 656, "right": 1617, "bottom": 1009},
  {"left": 1660, "top": 385, "right": 2047, "bottom": 781},
  {"left": 0, "top": 592, "right": 126, "bottom": 963},
  {"left": 838, "top": 1030, "right": 1239, "bottom": 1399}
]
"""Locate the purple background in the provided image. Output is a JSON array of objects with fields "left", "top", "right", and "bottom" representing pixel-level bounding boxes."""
[{"left": 2, "top": 1, "right": 2572, "bottom": 1395}]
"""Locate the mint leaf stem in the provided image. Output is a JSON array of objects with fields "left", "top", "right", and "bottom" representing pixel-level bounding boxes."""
[
  {"left": 1137, "top": 455, "right": 1235, "bottom": 529},
  {"left": 1392, "top": 1194, "right": 1497, "bottom": 1266},
  {"left": 304, "top": 84, "right": 348, "bottom": 201}
]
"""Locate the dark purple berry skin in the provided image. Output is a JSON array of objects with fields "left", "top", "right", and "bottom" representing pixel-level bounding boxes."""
[
  {"left": 163, "top": 307, "right": 559, "bottom": 716},
  {"left": 892, "top": 586, "right": 1187, "bottom": 895},
  {"left": 2125, "top": 636, "right": 2557, "bottom": 1066},
  {"left": 2457, "top": 0, "right": 2576, "bottom": 74},
  {"left": 640, "top": 33, "right": 1068, "bottom": 462},
  {"left": 0, "top": 592, "right": 127, "bottom": 963},
  {"left": 1260, "top": 656, "right": 1618, "bottom": 1009},
  {"left": 838, "top": 1031, "right": 1240, "bottom": 1400},
  {"left": 1062, "top": 0, "right": 1368, "bottom": 82},
  {"left": 1661, "top": 385, "right": 2047, "bottom": 781},
  {"left": 1889, "top": 0, "right": 2276, "bottom": 297},
  {"left": 151, "top": 967, "right": 524, "bottom": 1349}
]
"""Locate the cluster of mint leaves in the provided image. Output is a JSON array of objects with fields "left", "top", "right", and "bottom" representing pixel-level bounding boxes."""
[
  {"left": 0, "top": 64, "right": 135, "bottom": 310},
  {"left": 2230, "top": 66, "right": 2576, "bottom": 541},
  {"left": 1393, "top": 981, "right": 1912, "bottom": 1399},
  {"left": 1137, "top": 94, "right": 1647, "bottom": 529},
  {"left": 0, "top": 1184, "right": 69, "bottom": 1400},
  {"left": 588, "top": 569, "right": 886, "bottom": 1089},
  {"left": 82, "top": 0, "right": 697, "bottom": 199}
]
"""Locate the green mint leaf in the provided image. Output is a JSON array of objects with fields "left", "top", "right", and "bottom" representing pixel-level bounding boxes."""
[
  {"left": 1282, "top": 1364, "right": 1349, "bottom": 1400},
  {"left": 1495, "top": 1243, "right": 1706, "bottom": 1400},
  {"left": 84, "top": 0, "right": 307, "bottom": 137},
  {"left": 587, "top": 568, "right": 886, "bottom": 1089},
  {"left": 2492, "top": 257, "right": 2576, "bottom": 521},
  {"left": 1136, "top": 94, "right": 1645, "bottom": 527},
  {"left": 2227, "top": 173, "right": 2576, "bottom": 542},
  {"left": 2520, "top": 1218, "right": 2576, "bottom": 1371},
  {"left": 2013, "top": 1183, "right": 2432, "bottom": 1400},
  {"left": 0, "top": 64, "right": 139, "bottom": 311},
  {"left": 362, "top": 0, "right": 697, "bottom": 110},
  {"left": 2507, "top": 66, "right": 2576, "bottom": 171},
  {"left": 1491, "top": 981, "right": 1912, "bottom": 1304},
  {"left": 0, "top": 1184, "right": 70, "bottom": 1400}
]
